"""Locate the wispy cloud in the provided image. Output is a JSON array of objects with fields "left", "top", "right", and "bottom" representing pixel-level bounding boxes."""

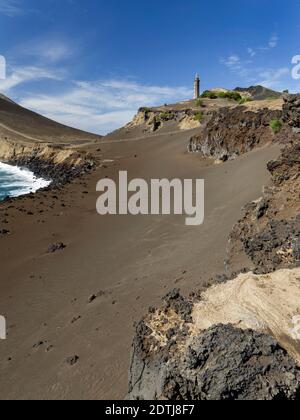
[
  {"left": 247, "top": 33, "right": 279, "bottom": 58},
  {"left": 0, "top": 46, "right": 192, "bottom": 134},
  {"left": 0, "top": 0, "right": 23, "bottom": 17},
  {"left": 247, "top": 48, "right": 256, "bottom": 58},
  {"left": 268, "top": 34, "right": 279, "bottom": 49},
  {"left": 18, "top": 79, "right": 192, "bottom": 134},
  {"left": 0, "top": 66, "right": 64, "bottom": 92},
  {"left": 220, "top": 32, "right": 292, "bottom": 91},
  {"left": 220, "top": 55, "right": 253, "bottom": 79},
  {"left": 222, "top": 55, "right": 241, "bottom": 69},
  {"left": 221, "top": 49, "right": 290, "bottom": 91},
  {"left": 17, "top": 39, "right": 75, "bottom": 63},
  {"left": 258, "top": 67, "right": 290, "bottom": 89}
]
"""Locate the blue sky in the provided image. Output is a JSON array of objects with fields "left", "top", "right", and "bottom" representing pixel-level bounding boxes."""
[{"left": 0, "top": 0, "right": 300, "bottom": 134}]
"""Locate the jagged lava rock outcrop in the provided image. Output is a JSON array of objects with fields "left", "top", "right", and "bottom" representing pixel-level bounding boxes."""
[
  {"left": 188, "top": 107, "right": 283, "bottom": 161},
  {"left": 282, "top": 93, "right": 300, "bottom": 132},
  {"left": 228, "top": 96, "right": 299, "bottom": 274},
  {"left": 128, "top": 273, "right": 300, "bottom": 400}
]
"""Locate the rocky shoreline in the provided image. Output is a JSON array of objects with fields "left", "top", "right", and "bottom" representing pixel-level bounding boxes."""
[
  {"left": 127, "top": 94, "right": 300, "bottom": 401},
  {"left": 0, "top": 140, "right": 96, "bottom": 190},
  {"left": 6, "top": 155, "right": 95, "bottom": 188}
]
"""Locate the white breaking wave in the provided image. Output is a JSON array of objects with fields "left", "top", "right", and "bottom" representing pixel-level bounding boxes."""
[{"left": 0, "top": 162, "right": 51, "bottom": 198}]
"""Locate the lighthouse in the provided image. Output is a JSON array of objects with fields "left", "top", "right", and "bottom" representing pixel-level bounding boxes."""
[{"left": 194, "top": 73, "right": 200, "bottom": 99}]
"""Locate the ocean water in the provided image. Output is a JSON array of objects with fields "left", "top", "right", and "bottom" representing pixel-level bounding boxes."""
[{"left": 0, "top": 162, "right": 51, "bottom": 201}]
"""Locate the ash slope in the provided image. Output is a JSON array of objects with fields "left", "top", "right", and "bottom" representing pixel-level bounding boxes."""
[{"left": 0, "top": 94, "right": 101, "bottom": 145}]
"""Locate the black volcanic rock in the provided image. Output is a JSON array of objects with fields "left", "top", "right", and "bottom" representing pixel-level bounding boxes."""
[
  {"left": 242, "top": 218, "right": 300, "bottom": 274},
  {"left": 7, "top": 156, "right": 95, "bottom": 189},
  {"left": 47, "top": 243, "right": 66, "bottom": 253},
  {"left": 267, "top": 141, "right": 300, "bottom": 186},
  {"left": 128, "top": 324, "right": 300, "bottom": 400},
  {"left": 283, "top": 93, "right": 300, "bottom": 131},
  {"left": 162, "top": 289, "right": 193, "bottom": 323},
  {"left": 228, "top": 95, "right": 300, "bottom": 274},
  {"left": 188, "top": 107, "right": 282, "bottom": 160},
  {"left": 66, "top": 355, "right": 79, "bottom": 366}
]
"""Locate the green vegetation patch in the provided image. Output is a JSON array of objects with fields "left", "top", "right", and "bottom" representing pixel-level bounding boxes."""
[
  {"left": 269, "top": 119, "right": 283, "bottom": 134},
  {"left": 238, "top": 97, "right": 253, "bottom": 105},
  {"left": 158, "top": 111, "right": 174, "bottom": 121},
  {"left": 195, "top": 98, "right": 204, "bottom": 107},
  {"left": 201, "top": 90, "right": 218, "bottom": 99},
  {"left": 201, "top": 90, "right": 243, "bottom": 102},
  {"left": 194, "top": 112, "right": 204, "bottom": 122}
]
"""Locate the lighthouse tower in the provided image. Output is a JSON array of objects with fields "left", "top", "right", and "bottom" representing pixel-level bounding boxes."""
[{"left": 194, "top": 73, "right": 200, "bottom": 99}]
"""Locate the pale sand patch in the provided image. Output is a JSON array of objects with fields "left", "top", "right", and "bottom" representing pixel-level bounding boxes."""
[
  {"left": 192, "top": 268, "right": 300, "bottom": 364},
  {"left": 244, "top": 98, "right": 284, "bottom": 111},
  {"left": 179, "top": 115, "right": 201, "bottom": 130}
]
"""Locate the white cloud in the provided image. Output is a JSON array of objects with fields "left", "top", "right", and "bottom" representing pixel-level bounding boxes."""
[
  {"left": 0, "top": 66, "right": 63, "bottom": 92},
  {"left": 247, "top": 34, "right": 279, "bottom": 58},
  {"left": 221, "top": 51, "right": 291, "bottom": 91},
  {"left": 0, "top": 58, "right": 192, "bottom": 134},
  {"left": 258, "top": 67, "right": 290, "bottom": 89},
  {"left": 268, "top": 34, "right": 279, "bottom": 49},
  {"left": 18, "top": 79, "right": 192, "bottom": 134},
  {"left": 18, "top": 39, "right": 74, "bottom": 63},
  {"left": 222, "top": 55, "right": 241, "bottom": 67},
  {"left": 220, "top": 55, "right": 243, "bottom": 74},
  {"left": 220, "top": 32, "right": 290, "bottom": 91},
  {"left": 247, "top": 48, "right": 256, "bottom": 58},
  {"left": 220, "top": 55, "right": 253, "bottom": 79},
  {"left": 0, "top": 0, "right": 22, "bottom": 17}
]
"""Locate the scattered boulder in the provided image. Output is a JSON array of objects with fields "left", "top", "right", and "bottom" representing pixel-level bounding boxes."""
[
  {"left": 87, "top": 290, "right": 106, "bottom": 304},
  {"left": 66, "top": 355, "right": 79, "bottom": 366},
  {"left": 47, "top": 243, "right": 66, "bottom": 253}
]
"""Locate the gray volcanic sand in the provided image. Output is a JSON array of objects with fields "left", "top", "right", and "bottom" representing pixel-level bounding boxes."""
[{"left": 0, "top": 128, "right": 281, "bottom": 399}]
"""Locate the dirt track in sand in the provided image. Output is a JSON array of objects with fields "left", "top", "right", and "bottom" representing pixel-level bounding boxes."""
[{"left": 0, "top": 126, "right": 281, "bottom": 399}]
